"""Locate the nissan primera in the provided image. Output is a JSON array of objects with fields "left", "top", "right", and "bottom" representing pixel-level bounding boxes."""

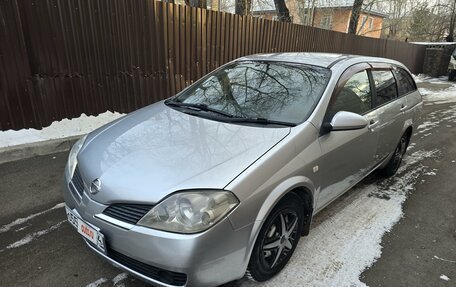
[{"left": 63, "top": 53, "right": 422, "bottom": 287}]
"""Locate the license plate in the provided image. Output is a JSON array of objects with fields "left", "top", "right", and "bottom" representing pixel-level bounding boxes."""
[{"left": 66, "top": 206, "right": 106, "bottom": 253}]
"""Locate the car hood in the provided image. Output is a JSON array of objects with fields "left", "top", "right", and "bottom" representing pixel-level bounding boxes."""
[{"left": 77, "top": 103, "right": 290, "bottom": 204}]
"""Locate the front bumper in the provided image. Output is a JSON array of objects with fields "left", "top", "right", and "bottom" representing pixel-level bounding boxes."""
[{"left": 63, "top": 179, "right": 254, "bottom": 287}]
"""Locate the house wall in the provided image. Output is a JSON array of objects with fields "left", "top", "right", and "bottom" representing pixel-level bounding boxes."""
[
  {"left": 313, "top": 8, "right": 350, "bottom": 33},
  {"left": 357, "top": 12, "right": 383, "bottom": 38},
  {"left": 309, "top": 8, "right": 384, "bottom": 39}
]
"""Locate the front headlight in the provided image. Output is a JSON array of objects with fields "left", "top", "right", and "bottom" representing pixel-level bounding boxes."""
[
  {"left": 137, "top": 191, "right": 239, "bottom": 233},
  {"left": 66, "top": 135, "right": 87, "bottom": 178}
]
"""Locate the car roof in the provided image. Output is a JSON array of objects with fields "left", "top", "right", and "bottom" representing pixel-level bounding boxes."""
[{"left": 237, "top": 52, "right": 405, "bottom": 70}]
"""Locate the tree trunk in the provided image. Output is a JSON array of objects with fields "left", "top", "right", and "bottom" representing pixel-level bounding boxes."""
[
  {"left": 235, "top": 0, "right": 251, "bottom": 15},
  {"left": 447, "top": 0, "right": 456, "bottom": 42},
  {"left": 348, "top": 0, "right": 363, "bottom": 34},
  {"left": 185, "top": 0, "right": 207, "bottom": 8},
  {"left": 274, "top": 0, "right": 292, "bottom": 22}
]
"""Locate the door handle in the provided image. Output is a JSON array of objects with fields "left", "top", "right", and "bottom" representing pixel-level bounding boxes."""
[
  {"left": 400, "top": 104, "right": 408, "bottom": 111},
  {"left": 368, "top": 119, "right": 378, "bottom": 129}
]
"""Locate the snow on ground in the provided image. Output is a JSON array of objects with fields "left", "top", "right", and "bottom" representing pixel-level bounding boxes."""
[
  {"left": 416, "top": 75, "right": 456, "bottom": 105},
  {"left": 416, "top": 104, "right": 456, "bottom": 139},
  {"left": 229, "top": 149, "right": 440, "bottom": 287},
  {"left": 85, "top": 273, "right": 128, "bottom": 287},
  {"left": 85, "top": 277, "right": 108, "bottom": 287},
  {"left": 0, "top": 112, "right": 125, "bottom": 148},
  {"left": 0, "top": 202, "right": 64, "bottom": 233},
  {"left": 5, "top": 220, "right": 66, "bottom": 250},
  {"left": 413, "top": 74, "right": 449, "bottom": 84}
]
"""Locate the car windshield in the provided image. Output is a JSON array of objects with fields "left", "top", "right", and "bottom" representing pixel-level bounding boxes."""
[{"left": 168, "top": 61, "right": 331, "bottom": 125}]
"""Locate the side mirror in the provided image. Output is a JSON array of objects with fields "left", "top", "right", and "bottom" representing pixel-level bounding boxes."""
[{"left": 324, "top": 111, "right": 368, "bottom": 133}]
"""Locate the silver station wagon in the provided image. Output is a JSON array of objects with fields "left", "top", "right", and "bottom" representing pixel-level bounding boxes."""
[{"left": 63, "top": 53, "right": 422, "bottom": 287}]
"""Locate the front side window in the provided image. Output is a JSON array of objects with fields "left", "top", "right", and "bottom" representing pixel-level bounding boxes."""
[
  {"left": 326, "top": 70, "right": 372, "bottom": 120},
  {"left": 393, "top": 67, "right": 417, "bottom": 96},
  {"left": 171, "top": 61, "right": 331, "bottom": 125},
  {"left": 372, "top": 70, "right": 398, "bottom": 106}
]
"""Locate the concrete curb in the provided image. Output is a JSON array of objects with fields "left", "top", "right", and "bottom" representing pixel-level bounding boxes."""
[{"left": 0, "top": 135, "right": 81, "bottom": 165}]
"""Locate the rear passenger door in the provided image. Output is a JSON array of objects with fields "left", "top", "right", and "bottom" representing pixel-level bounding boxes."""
[
  {"left": 392, "top": 66, "right": 421, "bottom": 122},
  {"left": 370, "top": 64, "right": 407, "bottom": 161}
]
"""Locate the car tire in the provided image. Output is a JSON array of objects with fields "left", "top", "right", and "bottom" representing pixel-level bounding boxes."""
[
  {"left": 246, "top": 194, "right": 304, "bottom": 282},
  {"left": 378, "top": 132, "right": 409, "bottom": 177},
  {"left": 449, "top": 70, "right": 456, "bottom": 81}
]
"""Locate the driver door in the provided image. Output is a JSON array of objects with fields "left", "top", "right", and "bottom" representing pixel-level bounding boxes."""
[{"left": 315, "top": 64, "right": 380, "bottom": 210}]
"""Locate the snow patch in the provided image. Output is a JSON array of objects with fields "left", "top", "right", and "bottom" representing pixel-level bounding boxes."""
[
  {"left": 0, "top": 112, "right": 124, "bottom": 148},
  {"left": 233, "top": 149, "right": 439, "bottom": 287},
  {"left": 6, "top": 220, "right": 65, "bottom": 249},
  {"left": 85, "top": 278, "right": 108, "bottom": 287},
  {"left": 418, "top": 77, "right": 456, "bottom": 105},
  {"left": 416, "top": 105, "right": 456, "bottom": 139},
  {"left": 112, "top": 272, "right": 128, "bottom": 286},
  {"left": 413, "top": 74, "right": 432, "bottom": 83},
  {"left": 434, "top": 255, "right": 456, "bottom": 263},
  {"left": 0, "top": 202, "right": 64, "bottom": 233}
]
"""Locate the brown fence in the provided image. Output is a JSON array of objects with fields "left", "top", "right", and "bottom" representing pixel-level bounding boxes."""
[{"left": 0, "top": 0, "right": 426, "bottom": 131}]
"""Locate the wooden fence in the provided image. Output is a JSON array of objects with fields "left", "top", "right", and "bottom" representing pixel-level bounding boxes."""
[{"left": 0, "top": 0, "right": 426, "bottom": 130}]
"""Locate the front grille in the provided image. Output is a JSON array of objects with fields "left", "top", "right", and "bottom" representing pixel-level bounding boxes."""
[
  {"left": 108, "top": 247, "right": 187, "bottom": 286},
  {"left": 103, "top": 203, "right": 153, "bottom": 224},
  {"left": 70, "top": 165, "right": 85, "bottom": 197}
]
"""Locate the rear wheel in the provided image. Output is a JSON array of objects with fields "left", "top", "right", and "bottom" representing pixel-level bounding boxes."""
[
  {"left": 449, "top": 70, "right": 456, "bottom": 81},
  {"left": 379, "top": 133, "right": 409, "bottom": 177},
  {"left": 247, "top": 195, "right": 303, "bottom": 282}
]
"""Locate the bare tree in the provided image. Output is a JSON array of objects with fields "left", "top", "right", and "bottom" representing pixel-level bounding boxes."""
[
  {"left": 184, "top": 0, "right": 207, "bottom": 8},
  {"left": 348, "top": 0, "right": 364, "bottom": 34},
  {"left": 446, "top": 0, "right": 456, "bottom": 41},
  {"left": 274, "top": 0, "right": 292, "bottom": 22},
  {"left": 235, "top": 0, "right": 252, "bottom": 15}
]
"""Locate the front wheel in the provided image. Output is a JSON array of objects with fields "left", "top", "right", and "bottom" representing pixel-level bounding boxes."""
[
  {"left": 247, "top": 195, "right": 303, "bottom": 282},
  {"left": 378, "top": 133, "right": 409, "bottom": 177}
]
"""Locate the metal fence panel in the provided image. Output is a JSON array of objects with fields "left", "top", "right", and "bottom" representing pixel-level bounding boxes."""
[{"left": 0, "top": 0, "right": 426, "bottom": 131}]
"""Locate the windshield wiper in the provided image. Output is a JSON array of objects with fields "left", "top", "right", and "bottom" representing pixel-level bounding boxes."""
[
  {"left": 227, "top": 117, "right": 296, "bottom": 127},
  {"left": 165, "top": 100, "right": 234, "bottom": 118}
]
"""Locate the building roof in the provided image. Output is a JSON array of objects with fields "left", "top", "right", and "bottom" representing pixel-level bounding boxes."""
[
  {"left": 316, "top": 0, "right": 387, "bottom": 17},
  {"left": 316, "top": 6, "right": 387, "bottom": 18}
]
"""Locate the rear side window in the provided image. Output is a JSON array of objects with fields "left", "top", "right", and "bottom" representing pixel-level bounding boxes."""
[
  {"left": 393, "top": 67, "right": 417, "bottom": 96},
  {"left": 372, "top": 70, "right": 398, "bottom": 106},
  {"left": 326, "top": 70, "right": 372, "bottom": 119}
]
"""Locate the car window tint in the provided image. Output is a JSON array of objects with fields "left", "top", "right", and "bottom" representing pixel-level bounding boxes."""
[
  {"left": 174, "top": 61, "right": 331, "bottom": 124},
  {"left": 372, "top": 70, "right": 397, "bottom": 106},
  {"left": 393, "top": 67, "right": 416, "bottom": 96},
  {"left": 327, "top": 70, "right": 372, "bottom": 120}
]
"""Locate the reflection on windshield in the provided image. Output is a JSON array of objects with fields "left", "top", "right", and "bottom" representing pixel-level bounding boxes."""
[{"left": 172, "top": 61, "right": 330, "bottom": 124}]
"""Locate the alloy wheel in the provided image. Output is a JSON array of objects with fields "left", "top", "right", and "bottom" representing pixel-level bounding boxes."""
[
  {"left": 391, "top": 136, "right": 407, "bottom": 172},
  {"left": 260, "top": 210, "right": 299, "bottom": 269}
]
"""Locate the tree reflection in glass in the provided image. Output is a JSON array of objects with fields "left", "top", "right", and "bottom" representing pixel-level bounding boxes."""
[{"left": 172, "top": 61, "right": 331, "bottom": 125}]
